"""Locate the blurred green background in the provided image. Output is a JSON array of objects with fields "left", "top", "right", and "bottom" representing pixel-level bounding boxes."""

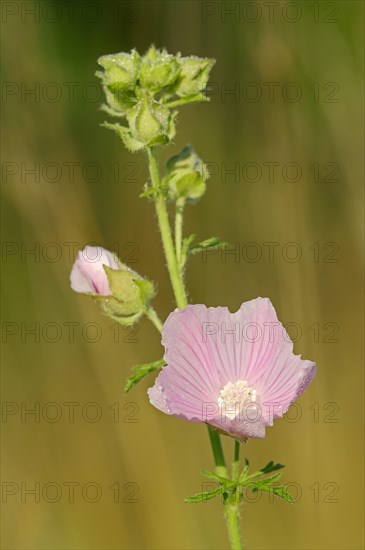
[{"left": 1, "top": 1, "right": 364, "bottom": 549}]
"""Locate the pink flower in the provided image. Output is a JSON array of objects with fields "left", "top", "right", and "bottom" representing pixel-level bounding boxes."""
[
  {"left": 70, "top": 246, "right": 119, "bottom": 296},
  {"left": 148, "top": 298, "right": 316, "bottom": 440}
]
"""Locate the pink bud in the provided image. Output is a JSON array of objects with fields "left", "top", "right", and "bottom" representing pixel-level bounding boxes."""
[{"left": 70, "top": 246, "right": 119, "bottom": 296}]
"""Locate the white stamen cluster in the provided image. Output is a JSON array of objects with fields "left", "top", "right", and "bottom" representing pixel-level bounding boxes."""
[{"left": 217, "top": 380, "right": 257, "bottom": 420}]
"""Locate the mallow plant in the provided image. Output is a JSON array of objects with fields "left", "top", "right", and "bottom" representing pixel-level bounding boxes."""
[{"left": 70, "top": 46, "right": 316, "bottom": 550}]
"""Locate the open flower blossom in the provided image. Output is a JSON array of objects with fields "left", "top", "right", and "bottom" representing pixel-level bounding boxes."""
[
  {"left": 148, "top": 297, "right": 316, "bottom": 440},
  {"left": 70, "top": 245, "right": 119, "bottom": 296}
]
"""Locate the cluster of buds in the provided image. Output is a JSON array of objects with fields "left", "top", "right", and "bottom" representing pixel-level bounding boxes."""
[
  {"left": 96, "top": 46, "right": 215, "bottom": 151},
  {"left": 70, "top": 246, "right": 155, "bottom": 325}
]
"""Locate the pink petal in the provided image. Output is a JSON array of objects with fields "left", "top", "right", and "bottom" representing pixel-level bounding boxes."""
[
  {"left": 255, "top": 349, "right": 316, "bottom": 425},
  {"left": 70, "top": 246, "right": 119, "bottom": 295},
  {"left": 148, "top": 299, "right": 316, "bottom": 440}
]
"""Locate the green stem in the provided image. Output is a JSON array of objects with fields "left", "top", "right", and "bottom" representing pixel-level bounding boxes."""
[
  {"left": 232, "top": 440, "right": 241, "bottom": 483},
  {"left": 145, "top": 307, "right": 163, "bottom": 332},
  {"left": 147, "top": 147, "right": 188, "bottom": 309},
  {"left": 175, "top": 197, "right": 185, "bottom": 267},
  {"left": 209, "top": 429, "right": 243, "bottom": 549},
  {"left": 146, "top": 146, "right": 241, "bottom": 549},
  {"left": 208, "top": 425, "right": 227, "bottom": 478},
  {"left": 225, "top": 440, "right": 243, "bottom": 549},
  {"left": 224, "top": 503, "right": 243, "bottom": 550}
]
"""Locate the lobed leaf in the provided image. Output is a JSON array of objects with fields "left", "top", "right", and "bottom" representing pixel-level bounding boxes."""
[{"left": 124, "top": 359, "right": 165, "bottom": 393}]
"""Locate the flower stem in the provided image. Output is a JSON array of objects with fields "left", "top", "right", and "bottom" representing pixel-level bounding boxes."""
[
  {"left": 208, "top": 425, "right": 227, "bottom": 478},
  {"left": 232, "top": 440, "right": 240, "bottom": 482},
  {"left": 147, "top": 147, "right": 188, "bottom": 309},
  {"left": 146, "top": 146, "right": 241, "bottom": 550},
  {"left": 224, "top": 440, "right": 243, "bottom": 549},
  {"left": 224, "top": 503, "right": 243, "bottom": 550},
  {"left": 145, "top": 306, "right": 163, "bottom": 332},
  {"left": 175, "top": 197, "right": 185, "bottom": 267}
]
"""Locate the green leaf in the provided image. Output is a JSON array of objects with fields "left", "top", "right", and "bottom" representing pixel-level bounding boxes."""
[
  {"left": 259, "top": 461, "right": 285, "bottom": 475},
  {"left": 139, "top": 186, "right": 159, "bottom": 199},
  {"left": 189, "top": 237, "right": 230, "bottom": 254},
  {"left": 201, "top": 470, "right": 235, "bottom": 487},
  {"left": 250, "top": 482, "right": 295, "bottom": 504},
  {"left": 179, "top": 234, "right": 196, "bottom": 269},
  {"left": 124, "top": 359, "right": 165, "bottom": 393},
  {"left": 248, "top": 472, "right": 283, "bottom": 490},
  {"left": 185, "top": 485, "right": 225, "bottom": 504},
  {"left": 271, "top": 485, "right": 296, "bottom": 503}
]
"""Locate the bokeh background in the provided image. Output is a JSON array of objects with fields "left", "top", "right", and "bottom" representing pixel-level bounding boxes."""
[{"left": 1, "top": 1, "right": 364, "bottom": 549}]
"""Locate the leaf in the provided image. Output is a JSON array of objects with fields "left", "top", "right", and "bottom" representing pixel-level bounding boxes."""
[
  {"left": 189, "top": 237, "right": 231, "bottom": 254},
  {"left": 124, "top": 359, "right": 165, "bottom": 393},
  {"left": 185, "top": 485, "right": 225, "bottom": 504},
  {"left": 180, "top": 234, "right": 196, "bottom": 269},
  {"left": 201, "top": 470, "right": 235, "bottom": 488},
  {"left": 271, "top": 485, "right": 296, "bottom": 503},
  {"left": 248, "top": 472, "right": 283, "bottom": 490},
  {"left": 259, "top": 461, "right": 285, "bottom": 475},
  {"left": 139, "top": 186, "right": 159, "bottom": 199},
  {"left": 250, "top": 482, "right": 295, "bottom": 504}
]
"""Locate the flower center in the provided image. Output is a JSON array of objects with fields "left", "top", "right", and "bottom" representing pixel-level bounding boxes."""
[{"left": 217, "top": 380, "right": 258, "bottom": 421}]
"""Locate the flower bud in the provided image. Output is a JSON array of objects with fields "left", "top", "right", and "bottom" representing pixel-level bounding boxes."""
[
  {"left": 164, "top": 145, "right": 207, "bottom": 201},
  {"left": 175, "top": 56, "right": 215, "bottom": 98},
  {"left": 126, "top": 90, "right": 176, "bottom": 147},
  {"left": 96, "top": 50, "right": 140, "bottom": 114},
  {"left": 70, "top": 246, "right": 155, "bottom": 325},
  {"left": 138, "top": 46, "right": 181, "bottom": 93},
  {"left": 70, "top": 246, "right": 119, "bottom": 295}
]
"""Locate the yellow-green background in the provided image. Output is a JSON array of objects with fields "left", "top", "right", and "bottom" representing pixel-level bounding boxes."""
[{"left": 2, "top": 1, "right": 364, "bottom": 548}]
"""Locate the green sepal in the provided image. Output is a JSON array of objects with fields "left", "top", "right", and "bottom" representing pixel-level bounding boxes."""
[
  {"left": 134, "top": 278, "right": 155, "bottom": 305},
  {"left": 97, "top": 50, "right": 140, "bottom": 86},
  {"left": 165, "top": 170, "right": 205, "bottom": 201},
  {"left": 138, "top": 46, "right": 181, "bottom": 94},
  {"left": 99, "top": 103, "right": 125, "bottom": 118},
  {"left": 166, "top": 144, "right": 206, "bottom": 175},
  {"left": 164, "top": 145, "right": 207, "bottom": 201},
  {"left": 104, "top": 265, "right": 155, "bottom": 308},
  {"left": 93, "top": 265, "right": 155, "bottom": 324},
  {"left": 95, "top": 296, "right": 143, "bottom": 326},
  {"left": 124, "top": 358, "right": 166, "bottom": 393},
  {"left": 101, "top": 122, "right": 144, "bottom": 152},
  {"left": 96, "top": 50, "right": 141, "bottom": 114},
  {"left": 164, "top": 93, "right": 210, "bottom": 108},
  {"left": 126, "top": 90, "right": 176, "bottom": 147},
  {"left": 175, "top": 56, "right": 215, "bottom": 97}
]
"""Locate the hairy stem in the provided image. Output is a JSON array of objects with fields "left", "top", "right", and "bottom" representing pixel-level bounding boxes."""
[
  {"left": 146, "top": 145, "right": 241, "bottom": 549},
  {"left": 224, "top": 503, "right": 243, "bottom": 550},
  {"left": 147, "top": 147, "right": 188, "bottom": 309},
  {"left": 145, "top": 307, "right": 163, "bottom": 332},
  {"left": 175, "top": 197, "right": 185, "bottom": 267}
]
